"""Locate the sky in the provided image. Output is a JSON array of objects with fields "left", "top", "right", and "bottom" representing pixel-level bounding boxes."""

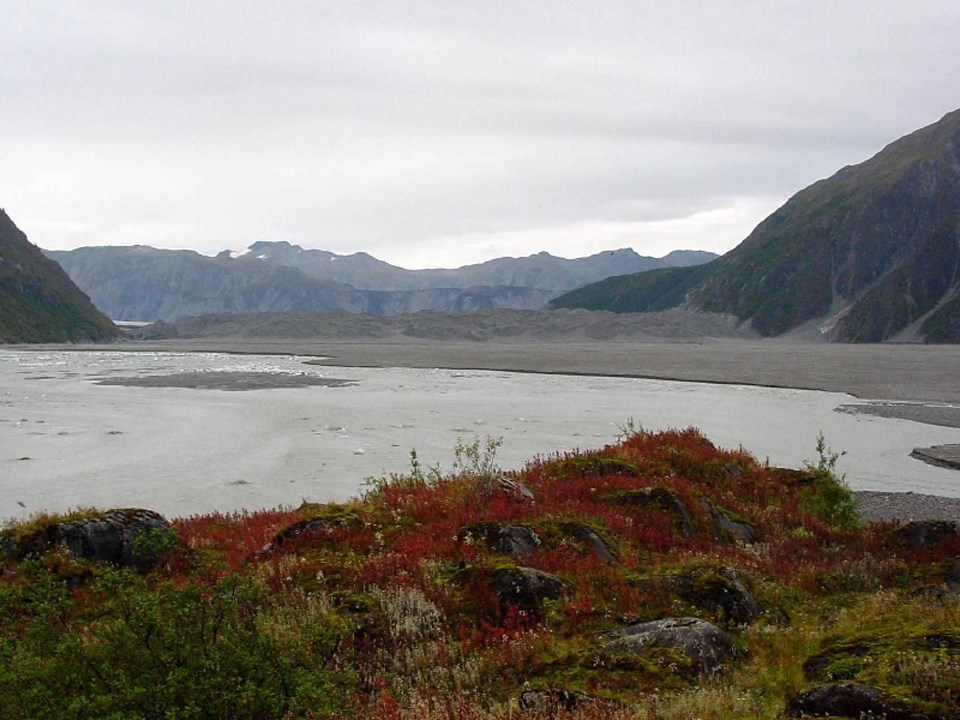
[{"left": 2, "top": 2, "right": 958, "bottom": 270}]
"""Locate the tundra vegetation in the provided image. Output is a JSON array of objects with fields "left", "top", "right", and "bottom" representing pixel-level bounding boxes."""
[{"left": 1, "top": 428, "right": 958, "bottom": 719}]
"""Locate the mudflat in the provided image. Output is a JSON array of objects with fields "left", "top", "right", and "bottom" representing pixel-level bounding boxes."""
[{"left": 90, "top": 338, "right": 960, "bottom": 405}]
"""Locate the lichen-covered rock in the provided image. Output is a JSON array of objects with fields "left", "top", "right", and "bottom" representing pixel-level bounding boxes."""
[
  {"left": 4, "top": 509, "right": 174, "bottom": 572},
  {"left": 603, "top": 617, "right": 735, "bottom": 675},
  {"left": 786, "top": 682, "right": 939, "bottom": 719},
  {"left": 459, "top": 522, "right": 540, "bottom": 559},
  {"left": 488, "top": 566, "right": 567, "bottom": 612}
]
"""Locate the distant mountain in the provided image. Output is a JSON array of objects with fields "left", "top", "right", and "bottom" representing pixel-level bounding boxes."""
[
  {"left": 0, "top": 209, "right": 118, "bottom": 343},
  {"left": 234, "top": 242, "right": 715, "bottom": 292},
  {"left": 47, "top": 244, "right": 716, "bottom": 322},
  {"left": 551, "top": 108, "right": 960, "bottom": 343}
]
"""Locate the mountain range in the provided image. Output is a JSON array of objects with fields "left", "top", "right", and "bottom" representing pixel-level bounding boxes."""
[
  {"left": 45, "top": 244, "right": 715, "bottom": 322},
  {"left": 551, "top": 108, "right": 960, "bottom": 343},
  {"left": 0, "top": 209, "right": 118, "bottom": 343}
]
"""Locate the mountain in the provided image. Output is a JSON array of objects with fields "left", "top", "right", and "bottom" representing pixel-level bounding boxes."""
[
  {"left": 233, "top": 242, "right": 715, "bottom": 292},
  {"left": 551, "top": 109, "right": 960, "bottom": 342},
  {"left": 47, "top": 244, "right": 716, "bottom": 322},
  {"left": 0, "top": 209, "right": 118, "bottom": 343}
]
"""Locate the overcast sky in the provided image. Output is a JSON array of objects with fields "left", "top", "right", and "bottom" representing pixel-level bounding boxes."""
[{"left": 2, "top": 1, "right": 958, "bottom": 269}]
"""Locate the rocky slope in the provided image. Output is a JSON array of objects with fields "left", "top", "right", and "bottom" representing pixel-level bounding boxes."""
[
  {"left": 0, "top": 209, "right": 118, "bottom": 343},
  {"left": 47, "top": 244, "right": 716, "bottom": 322},
  {"left": 551, "top": 109, "right": 960, "bottom": 342}
]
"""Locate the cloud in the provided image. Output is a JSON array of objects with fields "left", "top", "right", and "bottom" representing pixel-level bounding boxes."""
[{"left": 2, "top": 1, "right": 958, "bottom": 266}]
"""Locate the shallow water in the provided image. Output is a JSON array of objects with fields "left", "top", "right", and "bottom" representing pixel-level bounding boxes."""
[{"left": 1, "top": 350, "right": 958, "bottom": 521}]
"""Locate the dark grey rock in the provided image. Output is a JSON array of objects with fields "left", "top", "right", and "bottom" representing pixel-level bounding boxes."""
[
  {"left": 897, "top": 520, "right": 958, "bottom": 548},
  {"left": 680, "top": 567, "right": 762, "bottom": 625},
  {"left": 947, "top": 558, "right": 960, "bottom": 591},
  {"left": 459, "top": 523, "right": 540, "bottom": 559},
  {"left": 489, "top": 566, "right": 567, "bottom": 612},
  {"left": 6, "top": 509, "right": 173, "bottom": 572},
  {"left": 701, "top": 500, "right": 758, "bottom": 544},
  {"left": 560, "top": 523, "right": 617, "bottom": 563},
  {"left": 604, "top": 617, "right": 735, "bottom": 675},
  {"left": 605, "top": 487, "right": 697, "bottom": 538},
  {"left": 786, "top": 682, "right": 938, "bottom": 719},
  {"left": 498, "top": 476, "right": 536, "bottom": 503},
  {"left": 518, "top": 689, "right": 587, "bottom": 713}
]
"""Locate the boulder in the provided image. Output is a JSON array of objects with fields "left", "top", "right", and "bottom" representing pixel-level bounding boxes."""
[
  {"left": 518, "top": 689, "right": 587, "bottom": 713},
  {"left": 488, "top": 566, "right": 567, "bottom": 612},
  {"left": 786, "top": 682, "right": 939, "bottom": 719},
  {"left": 459, "top": 522, "right": 540, "bottom": 559},
  {"left": 947, "top": 558, "right": 960, "bottom": 591},
  {"left": 5, "top": 509, "right": 174, "bottom": 572},
  {"left": 560, "top": 523, "right": 617, "bottom": 563},
  {"left": 701, "top": 500, "right": 758, "bottom": 544},
  {"left": 677, "top": 567, "right": 762, "bottom": 625},
  {"left": 605, "top": 487, "right": 697, "bottom": 538},
  {"left": 897, "top": 520, "right": 958, "bottom": 549},
  {"left": 498, "top": 476, "right": 536, "bottom": 503},
  {"left": 603, "top": 617, "right": 735, "bottom": 675},
  {"left": 253, "top": 511, "right": 361, "bottom": 558}
]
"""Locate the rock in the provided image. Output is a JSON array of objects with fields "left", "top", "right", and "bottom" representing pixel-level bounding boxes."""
[
  {"left": 802, "top": 642, "right": 870, "bottom": 681},
  {"left": 604, "top": 487, "right": 697, "bottom": 538},
  {"left": 488, "top": 566, "right": 567, "bottom": 612},
  {"left": 897, "top": 520, "right": 958, "bottom": 549},
  {"left": 678, "top": 567, "right": 762, "bottom": 625},
  {"left": 518, "top": 689, "right": 587, "bottom": 713},
  {"left": 498, "top": 476, "right": 536, "bottom": 503},
  {"left": 604, "top": 617, "right": 735, "bottom": 675},
  {"left": 6, "top": 509, "right": 174, "bottom": 572},
  {"left": 253, "top": 512, "right": 361, "bottom": 558},
  {"left": 786, "top": 682, "right": 939, "bottom": 719},
  {"left": 701, "top": 500, "right": 758, "bottom": 544},
  {"left": 560, "top": 523, "right": 617, "bottom": 563},
  {"left": 947, "top": 558, "right": 960, "bottom": 591},
  {"left": 459, "top": 523, "right": 540, "bottom": 559}
]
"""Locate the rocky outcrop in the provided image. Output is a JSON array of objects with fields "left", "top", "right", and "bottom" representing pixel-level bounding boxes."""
[
  {"left": 897, "top": 520, "right": 958, "bottom": 548},
  {"left": 2, "top": 509, "right": 174, "bottom": 572},
  {"left": 701, "top": 500, "right": 758, "bottom": 544},
  {"left": 603, "top": 487, "right": 697, "bottom": 538},
  {"left": 603, "top": 617, "right": 735, "bottom": 675},
  {"left": 488, "top": 566, "right": 567, "bottom": 613},
  {"left": 459, "top": 523, "right": 540, "bottom": 560},
  {"left": 560, "top": 523, "right": 617, "bottom": 563},
  {"left": 787, "top": 682, "right": 940, "bottom": 719}
]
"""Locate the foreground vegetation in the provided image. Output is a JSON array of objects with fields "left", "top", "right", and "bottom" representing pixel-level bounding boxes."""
[{"left": 1, "top": 428, "right": 958, "bottom": 719}]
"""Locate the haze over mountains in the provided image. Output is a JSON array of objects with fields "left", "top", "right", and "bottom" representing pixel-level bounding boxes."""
[
  {"left": 46, "top": 244, "right": 716, "bottom": 322},
  {"left": 552, "top": 108, "right": 960, "bottom": 343}
]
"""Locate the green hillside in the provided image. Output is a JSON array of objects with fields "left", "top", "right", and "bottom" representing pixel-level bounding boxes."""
[
  {"left": 551, "top": 109, "right": 960, "bottom": 342},
  {"left": 0, "top": 209, "right": 119, "bottom": 343}
]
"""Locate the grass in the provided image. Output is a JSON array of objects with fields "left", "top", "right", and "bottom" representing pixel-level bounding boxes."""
[{"left": 1, "top": 427, "right": 958, "bottom": 719}]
